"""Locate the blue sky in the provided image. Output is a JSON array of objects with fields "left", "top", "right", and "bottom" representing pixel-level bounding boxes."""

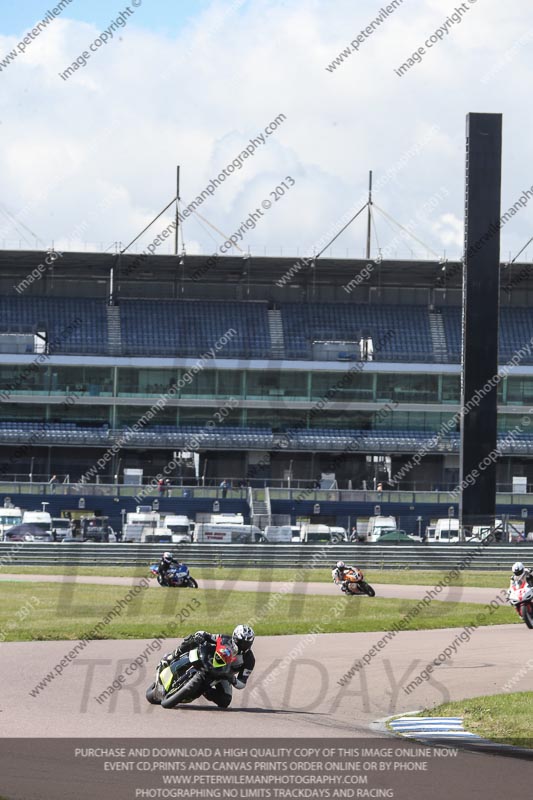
[
  {"left": 2, "top": 0, "right": 214, "bottom": 38},
  {"left": 1, "top": 0, "right": 532, "bottom": 261}
]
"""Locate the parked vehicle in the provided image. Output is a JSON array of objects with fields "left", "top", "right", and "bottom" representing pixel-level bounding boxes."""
[
  {"left": 263, "top": 525, "right": 292, "bottom": 543},
  {"left": 161, "top": 515, "right": 194, "bottom": 542},
  {"left": 82, "top": 516, "right": 116, "bottom": 542},
  {"left": 365, "top": 516, "right": 397, "bottom": 543},
  {"left": 51, "top": 517, "right": 73, "bottom": 541},
  {"left": 22, "top": 510, "right": 52, "bottom": 532},
  {"left": 149, "top": 563, "right": 198, "bottom": 588},
  {"left": 193, "top": 523, "right": 262, "bottom": 543},
  {"left": 123, "top": 507, "right": 160, "bottom": 542},
  {"left": 299, "top": 524, "right": 347, "bottom": 543},
  {"left": 426, "top": 518, "right": 460, "bottom": 543},
  {"left": 507, "top": 577, "right": 533, "bottom": 628},
  {"left": 0, "top": 507, "right": 23, "bottom": 541}
]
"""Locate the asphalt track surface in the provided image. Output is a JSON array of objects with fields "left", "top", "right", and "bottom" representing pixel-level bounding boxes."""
[
  {"left": 0, "top": 572, "right": 505, "bottom": 604},
  {"left": 2, "top": 573, "right": 532, "bottom": 797}
]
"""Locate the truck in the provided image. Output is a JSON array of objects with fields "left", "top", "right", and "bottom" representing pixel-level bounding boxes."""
[
  {"left": 123, "top": 507, "right": 160, "bottom": 542},
  {"left": 193, "top": 523, "right": 262, "bottom": 543},
  {"left": 263, "top": 525, "right": 293, "bottom": 543},
  {"left": 142, "top": 515, "right": 194, "bottom": 544},
  {"left": 82, "top": 516, "right": 116, "bottom": 542}
]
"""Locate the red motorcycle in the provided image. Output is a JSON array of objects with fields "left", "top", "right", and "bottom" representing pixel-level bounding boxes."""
[
  {"left": 342, "top": 568, "right": 376, "bottom": 597},
  {"left": 507, "top": 577, "right": 533, "bottom": 628}
]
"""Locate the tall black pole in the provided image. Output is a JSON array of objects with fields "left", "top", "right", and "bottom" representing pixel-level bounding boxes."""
[{"left": 460, "top": 113, "right": 502, "bottom": 530}]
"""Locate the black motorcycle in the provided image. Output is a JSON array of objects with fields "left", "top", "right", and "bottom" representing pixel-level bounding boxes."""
[{"left": 146, "top": 635, "right": 237, "bottom": 709}]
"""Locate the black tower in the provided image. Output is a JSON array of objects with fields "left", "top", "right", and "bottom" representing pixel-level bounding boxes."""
[{"left": 460, "top": 113, "right": 502, "bottom": 527}]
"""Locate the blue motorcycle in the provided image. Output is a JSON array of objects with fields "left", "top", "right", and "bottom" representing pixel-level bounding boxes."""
[{"left": 149, "top": 563, "right": 199, "bottom": 588}]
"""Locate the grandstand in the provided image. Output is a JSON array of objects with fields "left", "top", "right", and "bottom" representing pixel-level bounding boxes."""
[{"left": 1, "top": 248, "right": 533, "bottom": 533}]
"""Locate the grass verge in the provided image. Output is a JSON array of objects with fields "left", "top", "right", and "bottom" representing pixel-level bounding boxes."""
[
  {"left": 0, "top": 565, "right": 510, "bottom": 588},
  {"left": 421, "top": 692, "right": 533, "bottom": 748},
  {"left": 0, "top": 581, "right": 518, "bottom": 641}
]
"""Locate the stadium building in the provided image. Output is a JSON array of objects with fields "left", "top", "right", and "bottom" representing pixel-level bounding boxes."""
[{"left": 1, "top": 248, "right": 533, "bottom": 533}]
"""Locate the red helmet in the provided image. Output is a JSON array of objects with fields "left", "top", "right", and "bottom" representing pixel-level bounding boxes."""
[{"left": 213, "top": 635, "right": 238, "bottom": 668}]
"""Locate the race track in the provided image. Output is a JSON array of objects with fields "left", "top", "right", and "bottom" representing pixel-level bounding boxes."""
[
  {"left": 2, "top": 624, "right": 531, "bottom": 739},
  {"left": 0, "top": 572, "right": 505, "bottom": 604}
]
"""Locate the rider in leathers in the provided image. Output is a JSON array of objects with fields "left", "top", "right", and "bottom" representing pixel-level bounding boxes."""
[{"left": 158, "top": 626, "right": 255, "bottom": 708}]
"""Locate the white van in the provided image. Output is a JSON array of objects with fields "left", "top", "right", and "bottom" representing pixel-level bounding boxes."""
[
  {"left": 366, "top": 516, "right": 397, "bottom": 543},
  {"left": 427, "top": 518, "right": 460, "bottom": 543},
  {"left": 193, "top": 523, "right": 262, "bottom": 543},
  {"left": 22, "top": 510, "right": 52, "bottom": 537},
  {"left": 299, "top": 524, "right": 346, "bottom": 543},
  {"left": 264, "top": 525, "right": 292, "bottom": 543},
  {"left": 210, "top": 513, "right": 244, "bottom": 525},
  {"left": 161, "top": 515, "right": 193, "bottom": 542}
]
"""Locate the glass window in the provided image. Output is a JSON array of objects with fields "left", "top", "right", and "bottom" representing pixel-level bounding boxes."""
[
  {"left": 507, "top": 377, "right": 533, "bottom": 405},
  {"left": 50, "top": 366, "right": 113, "bottom": 396},
  {"left": 117, "top": 368, "right": 175, "bottom": 396},
  {"left": 311, "top": 371, "right": 373, "bottom": 401},
  {"left": 0, "top": 365, "right": 48, "bottom": 394},
  {"left": 376, "top": 374, "right": 439, "bottom": 403},
  {"left": 442, "top": 375, "right": 460, "bottom": 402},
  {"left": 246, "top": 371, "right": 308, "bottom": 399},
  {"left": 180, "top": 369, "right": 217, "bottom": 397}
]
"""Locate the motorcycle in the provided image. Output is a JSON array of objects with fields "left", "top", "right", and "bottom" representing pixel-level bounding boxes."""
[
  {"left": 146, "top": 635, "right": 237, "bottom": 709},
  {"left": 342, "top": 568, "right": 376, "bottom": 597},
  {"left": 507, "top": 577, "right": 533, "bottom": 628},
  {"left": 149, "top": 563, "right": 199, "bottom": 588}
]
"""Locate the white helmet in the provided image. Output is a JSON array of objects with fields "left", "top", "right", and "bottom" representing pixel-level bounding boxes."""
[
  {"left": 232, "top": 624, "right": 255, "bottom": 652},
  {"left": 513, "top": 561, "right": 525, "bottom": 578},
  {"left": 336, "top": 561, "right": 346, "bottom": 570},
  {"left": 162, "top": 551, "right": 173, "bottom": 564}
]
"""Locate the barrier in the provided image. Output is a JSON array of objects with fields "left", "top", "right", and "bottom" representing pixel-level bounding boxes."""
[{"left": 0, "top": 542, "right": 530, "bottom": 570}]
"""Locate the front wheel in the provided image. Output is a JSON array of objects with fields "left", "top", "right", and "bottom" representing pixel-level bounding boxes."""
[
  {"left": 146, "top": 682, "right": 161, "bottom": 705},
  {"left": 161, "top": 671, "right": 206, "bottom": 709},
  {"left": 186, "top": 577, "right": 199, "bottom": 589},
  {"left": 359, "top": 581, "right": 376, "bottom": 597}
]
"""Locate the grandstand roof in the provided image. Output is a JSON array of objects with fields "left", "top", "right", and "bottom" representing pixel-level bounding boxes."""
[{"left": 1, "top": 249, "right": 531, "bottom": 299}]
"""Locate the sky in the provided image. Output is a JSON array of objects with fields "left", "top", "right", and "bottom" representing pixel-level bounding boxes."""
[{"left": 0, "top": 0, "right": 532, "bottom": 262}]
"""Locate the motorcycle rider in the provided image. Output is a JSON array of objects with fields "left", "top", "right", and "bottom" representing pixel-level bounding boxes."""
[
  {"left": 158, "top": 624, "right": 255, "bottom": 708},
  {"left": 510, "top": 561, "right": 533, "bottom": 588},
  {"left": 157, "top": 551, "right": 182, "bottom": 586},
  {"left": 332, "top": 560, "right": 360, "bottom": 593}
]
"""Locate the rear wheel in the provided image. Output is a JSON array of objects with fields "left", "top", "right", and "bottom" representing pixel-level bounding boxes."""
[
  {"left": 360, "top": 581, "right": 376, "bottom": 597},
  {"left": 161, "top": 671, "right": 206, "bottom": 709},
  {"left": 523, "top": 604, "right": 533, "bottom": 629}
]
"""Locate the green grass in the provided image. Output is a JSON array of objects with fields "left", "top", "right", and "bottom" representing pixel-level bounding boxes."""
[
  {"left": 0, "top": 565, "right": 510, "bottom": 588},
  {"left": 0, "top": 581, "right": 519, "bottom": 641},
  {"left": 421, "top": 692, "right": 533, "bottom": 748}
]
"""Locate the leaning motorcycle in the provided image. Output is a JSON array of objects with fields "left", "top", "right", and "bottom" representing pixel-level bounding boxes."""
[
  {"left": 507, "top": 577, "right": 533, "bottom": 628},
  {"left": 146, "top": 635, "right": 236, "bottom": 709},
  {"left": 149, "top": 563, "right": 199, "bottom": 588},
  {"left": 342, "top": 568, "right": 376, "bottom": 597}
]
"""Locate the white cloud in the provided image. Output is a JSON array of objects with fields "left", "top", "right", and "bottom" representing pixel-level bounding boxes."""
[{"left": 0, "top": 0, "right": 532, "bottom": 261}]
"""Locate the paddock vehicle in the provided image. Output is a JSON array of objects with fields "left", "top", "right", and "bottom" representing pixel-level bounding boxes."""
[
  {"left": 193, "top": 523, "right": 261, "bottom": 543},
  {"left": 146, "top": 635, "right": 236, "bottom": 709},
  {"left": 507, "top": 577, "right": 533, "bottom": 628}
]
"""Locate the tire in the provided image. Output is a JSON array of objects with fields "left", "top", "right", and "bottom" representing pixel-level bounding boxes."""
[
  {"left": 161, "top": 671, "right": 206, "bottom": 709},
  {"left": 186, "top": 577, "right": 199, "bottom": 589},
  {"left": 523, "top": 604, "right": 533, "bottom": 629},
  {"left": 360, "top": 581, "right": 376, "bottom": 597},
  {"left": 146, "top": 682, "right": 161, "bottom": 705}
]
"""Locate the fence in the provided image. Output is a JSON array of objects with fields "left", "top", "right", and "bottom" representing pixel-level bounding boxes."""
[{"left": 0, "top": 542, "right": 530, "bottom": 570}]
